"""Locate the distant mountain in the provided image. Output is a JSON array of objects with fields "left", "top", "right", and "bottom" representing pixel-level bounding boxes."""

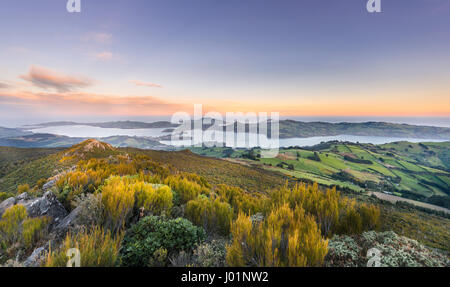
[
  {"left": 277, "top": 121, "right": 450, "bottom": 139},
  {"left": 27, "top": 120, "right": 177, "bottom": 129},
  {"left": 24, "top": 120, "right": 450, "bottom": 140},
  {"left": 0, "top": 133, "right": 168, "bottom": 150},
  {"left": 0, "top": 127, "right": 31, "bottom": 138}
]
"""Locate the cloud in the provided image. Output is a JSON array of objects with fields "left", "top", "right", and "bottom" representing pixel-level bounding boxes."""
[
  {"left": 95, "top": 51, "right": 114, "bottom": 61},
  {"left": 20, "top": 66, "right": 93, "bottom": 92},
  {"left": 0, "top": 90, "right": 186, "bottom": 116},
  {"left": 0, "top": 82, "right": 10, "bottom": 89},
  {"left": 82, "top": 32, "right": 113, "bottom": 44},
  {"left": 130, "top": 80, "right": 163, "bottom": 88}
]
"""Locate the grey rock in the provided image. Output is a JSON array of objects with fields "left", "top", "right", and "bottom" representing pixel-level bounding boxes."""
[
  {"left": 18, "top": 191, "right": 68, "bottom": 225},
  {"left": 23, "top": 247, "right": 46, "bottom": 267},
  {"left": 0, "top": 196, "right": 16, "bottom": 217},
  {"left": 54, "top": 206, "right": 82, "bottom": 237},
  {"left": 16, "top": 192, "right": 30, "bottom": 201},
  {"left": 42, "top": 180, "right": 56, "bottom": 191}
]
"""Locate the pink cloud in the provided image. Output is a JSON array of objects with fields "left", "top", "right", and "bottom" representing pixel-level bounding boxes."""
[
  {"left": 20, "top": 66, "right": 93, "bottom": 92},
  {"left": 130, "top": 80, "right": 163, "bottom": 88},
  {"left": 0, "top": 82, "right": 10, "bottom": 89},
  {"left": 82, "top": 32, "right": 113, "bottom": 44},
  {"left": 0, "top": 90, "right": 185, "bottom": 116},
  {"left": 95, "top": 51, "right": 114, "bottom": 61}
]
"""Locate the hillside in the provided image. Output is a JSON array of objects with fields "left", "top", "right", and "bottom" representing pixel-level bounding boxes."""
[
  {"left": 20, "top": 120, "right": 450, "bottom": 140},
  {"left": 278, "top": 121, "right": 450, "bottom": 139},
  {"left": 0, "top": 133, "right": 169, "bottom": 149},
  {"left": 0, "top": 140, "right": 449, "bottom": 268},
  {"left": 189, "top": 141, "right": 450, "bottom": 207},
  {"left": 0, "top": 140, "right": 449, "bottom": 254}
]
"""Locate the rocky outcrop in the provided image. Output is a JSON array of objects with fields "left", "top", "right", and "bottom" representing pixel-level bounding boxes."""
[
  {"left": 0, "top": 191, "right": 68, "bottom": 226},
  {"left": 0, "top": 197, "right": 16, "bottom": 217},
  {"left": 53, "top": 206, "right": 82, "bottom": 238},
  {"left": 42, "top": 179, "right": 56, "bottom": 191},
  {"left": 23, "top": 246, "right": 46, "bottom": 267},
  {"left": 18, "top": 191, "right": 68, "bottom": 225}
]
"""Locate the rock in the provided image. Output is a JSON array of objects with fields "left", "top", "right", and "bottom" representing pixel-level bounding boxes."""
[
  {"left": 16, "top": 192, "right": 30, "bottom": 201},
  {"left": 17, "top": 191, "right": 68, "bottom": 225},
  {"left": 53, "top": 206, "right": 82, "bottom": 238},
  {"left": 42, "top": 180, "right": 56, "bottom": 191},
  {"left": 23, "top": 247, "right": 46, "bottom": 267},
  {"left": 0, "top": 196, "right": 16, "bottom": 217}
]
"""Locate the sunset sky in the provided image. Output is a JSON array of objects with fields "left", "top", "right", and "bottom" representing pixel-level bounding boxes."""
[{"left": 0, "top": 0, "right": 449, "bottom": 125}]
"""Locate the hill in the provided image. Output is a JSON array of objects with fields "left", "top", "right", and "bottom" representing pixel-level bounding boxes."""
[
  {"left": 0, "top": 140, "right": 449, "bottom": 254},
  {"left": 22, "top": 120, "right": 450, "bottom": 140},
  {"left": 189, "top": 141, "right": 450, "bottom": 206}
]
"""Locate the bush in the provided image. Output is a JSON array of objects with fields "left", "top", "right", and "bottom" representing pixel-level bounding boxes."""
[
  {"left": 0, "top": 205, "right": 27, "bottom": 246},
  {"left": 101, "top": 176, "right": 136, "bottom": 231},
  {"left": 226, "top": 204, "right": 328, "bottom": 267},
  {"left": 0, "top": 205, "right": 50, "bottom": 251},
  {"left": 72, "top": 193, "right": 104, "bottom": 227},
  {"left": 17, "top": 184, "right": 30, "bottom": 194},
  {"left": 135, "top": 184, "right": 173, "bottom": 216},
  {"left": 101, "top": 176, "right": 174, "bottom": 231},
  {"left": 0, "top": 192, "right": 12, "bottom": 202},
  {"left": 269, "top": 183, "right": 380, "bottom": 237},
  {"left": 22, "top": 217, "right": 51, "bottom": 249},
  {"left": 120, "top": 216, "right": 206, "bottom": 267},
  {"left": 45, "top": 226, "right": 123, "bottom": 267},
  {"left": 326, "top": 231, "right": 450, "bottom": 267},
  {"left": 186, "top": 196, "right": 233, "bottom": 235},
  {"left": 215, "top": 184, "right": 263, "bottom": 214},
  {"left": 164, "top": 175, "right": 204, "bottom": 204},
  {"left": 193, "top": 239, "right": 227, "bottom": 267}
]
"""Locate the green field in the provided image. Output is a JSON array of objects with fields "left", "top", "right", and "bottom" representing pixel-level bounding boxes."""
[{"left": 189, "top": 141, "right": 450, "bottom": 204}]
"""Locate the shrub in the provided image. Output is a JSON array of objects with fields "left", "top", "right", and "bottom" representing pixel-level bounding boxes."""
[
  {"left": 45, "top": 226, "right": 123, "bottom": 267},
  {"left": 17, "top": 184, "right": 30, "bottom": 194},
  {"left": 72, "top": 193, "right": 104, "bottom": 227},
  {"left": 226, "top": 204, "right": 328, "bottom": 267},
  {"left": 164, "top": 175, "right": 204, "bottom": 203},
  {"left": 135, "top": 184, "right": 173, "bottom": 216},
  {"left": 0, "top": 205, "right": 50, "bottom": 251},
  {"left": 0, "top": 205, "right": 28, "bottom": 246},
  {"left": 269, "top": 183, "right": 379, "bottom": 237},
  {"left": 0, "top": 192, "right": 12, "bottom": 202},
  {"left": 101, "top": 176, "right": 174, "bottom": 231},
  {"left": 193, "top": 239, "right": 227, "bottom": 267},
  {"left": 186, "top": 196, "right": 233, "bottom": 235},
  {"left": 101, "top": 176, "right": 136, "bottom": 231},
  {"left": 326, "top": 231, "right": 450, "bottom": 267},
  {"left": 22, "top": 217, "right": 51, "bottom": 248},
  {"left": 215, "top": 184, "right": 263, "bottom": 214},
  {"left": 120, "top": 216, "right": 206, "bottom": 267}
]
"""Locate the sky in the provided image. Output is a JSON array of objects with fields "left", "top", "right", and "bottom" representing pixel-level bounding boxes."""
[{"left": 0, "top": 0, "right": 449, "bottom": 126}]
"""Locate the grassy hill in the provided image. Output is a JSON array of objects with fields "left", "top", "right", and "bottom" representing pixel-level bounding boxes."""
[
  {"left": 0, "top": 140, "right": 449, "bottom": 251},
  {"left": 189, "top": 141, "right": 450, "bottom": 204}
]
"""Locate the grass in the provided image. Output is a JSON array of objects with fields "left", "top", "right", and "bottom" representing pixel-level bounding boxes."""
[{"left": 189, "top": 142, "right": 450, "bottom": 200}]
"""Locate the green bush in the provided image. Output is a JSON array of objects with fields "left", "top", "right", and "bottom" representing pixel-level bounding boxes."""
[{"left": 120, "top": 216, "right": 206, "bottom": 267}]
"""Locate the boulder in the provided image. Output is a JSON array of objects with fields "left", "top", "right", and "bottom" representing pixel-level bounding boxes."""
[
  {"left": 17, "top": 191, "right": 68, "bottom": 225},
  {"left": 53, "top": 206, "right": 82, "bottom": 238},
  {"left": 42, "top": 180, "right": 56, "bottom": 191},
  {"left": 23, "top": 246, "right": 46, "bottom": 267},
  {"left": 0, "top": 196, "right": 16, "bottom": 217}
]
